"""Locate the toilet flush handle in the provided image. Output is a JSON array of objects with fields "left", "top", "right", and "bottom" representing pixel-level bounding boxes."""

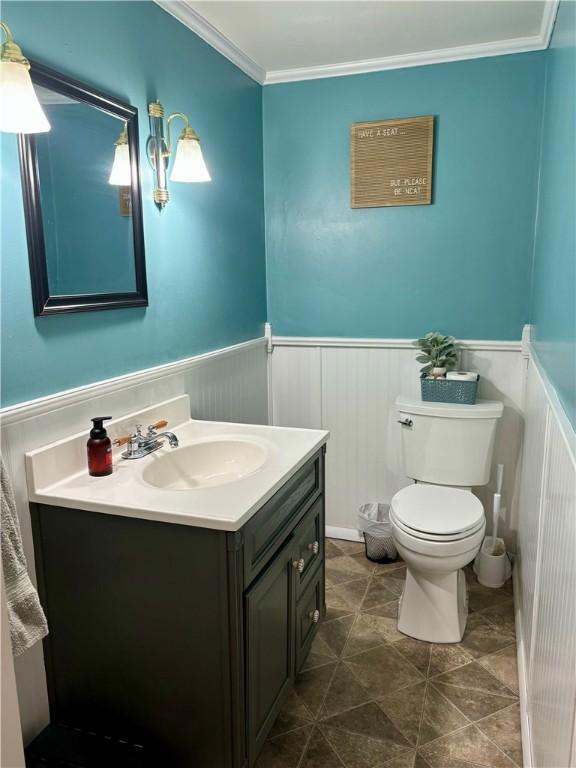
[{"left": 397, "top": 418, "right": 413, "bottom": 427}]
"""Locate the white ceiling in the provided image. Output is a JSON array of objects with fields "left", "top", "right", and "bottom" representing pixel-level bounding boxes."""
[{"left": 156, "top": 0, "right": 558, "bottom": 84}]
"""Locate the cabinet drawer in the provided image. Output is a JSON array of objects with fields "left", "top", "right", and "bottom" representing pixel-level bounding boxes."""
[
  {"left": 243, "top": 453, "right": 322, "bottom": 586},
  {"left": 295, "top": 564, "right": 323, "bottom": 672},
  {"left": 292, "top": 497, "right": 324, "bottom": 599}
]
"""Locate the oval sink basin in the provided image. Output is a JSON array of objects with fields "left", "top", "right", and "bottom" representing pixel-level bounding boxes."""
[{"left": 142, "top": 439, "right": 268, "bottom": 490}]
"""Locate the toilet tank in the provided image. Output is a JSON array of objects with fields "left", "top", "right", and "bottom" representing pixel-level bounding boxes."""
[{"left": 396, "top": 396, "right": 504, "bottom": 487}]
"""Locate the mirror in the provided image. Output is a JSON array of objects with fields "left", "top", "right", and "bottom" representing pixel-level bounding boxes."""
[{"left": 18, "top": 62, "right": 147, "bottom": 315}]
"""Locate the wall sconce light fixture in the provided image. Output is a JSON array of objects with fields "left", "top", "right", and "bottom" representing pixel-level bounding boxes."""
[
  {"left": 0, "top": 20, "right": 50, "bottom": 133},
  {"left": 108, "top": 122, "right": 131, "bottom": 186},
  {"left": 147, "top": 100, "right": 210, "bottom": 208}
]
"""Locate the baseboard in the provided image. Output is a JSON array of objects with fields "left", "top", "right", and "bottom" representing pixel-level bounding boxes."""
[
  {"left": 326, "top": 526, "right": 363, "bottom": 543},
  {"left": 513, "top": 562, "right": 533, "bottom": 768}
]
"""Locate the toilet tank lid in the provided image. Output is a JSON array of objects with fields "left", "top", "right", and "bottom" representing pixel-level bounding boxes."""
[{"left": 396, "top": 397, "right": 503, "bottom": 419}]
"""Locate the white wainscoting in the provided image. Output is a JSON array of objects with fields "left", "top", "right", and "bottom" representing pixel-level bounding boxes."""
[
  {"left": 270, "top": 337, "right": 525, "bottom": 543},
  {"left": 516, "top": 350, "right": 576, "bottom": 768},
  {"left": 0, "top": 337, "right": 268, "bottom": 745}
]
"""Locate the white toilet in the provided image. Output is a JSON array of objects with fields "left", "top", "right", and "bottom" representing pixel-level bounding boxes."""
[{"left": 390, "top": 396, "right": 504, "bottom": 643}]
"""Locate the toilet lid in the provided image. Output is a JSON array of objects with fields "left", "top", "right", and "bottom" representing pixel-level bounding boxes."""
[{"left": 390, "top": 484, "right": 484, "bottom": 537}]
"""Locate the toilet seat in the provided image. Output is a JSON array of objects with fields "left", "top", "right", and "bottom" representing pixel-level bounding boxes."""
[
  {"left": 390, "top": 483, "right": 484, "bottom": 542},
  {"left": 391, "top": 514, "right": 485, "bottom": 543}
]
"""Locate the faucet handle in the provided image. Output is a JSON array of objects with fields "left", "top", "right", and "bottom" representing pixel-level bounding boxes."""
[
  {"left": 146, "top": 419, "right": 168, "bottom": 437},
  {"left": 113, "top": 435, "right": 131, "bottom": 447}
]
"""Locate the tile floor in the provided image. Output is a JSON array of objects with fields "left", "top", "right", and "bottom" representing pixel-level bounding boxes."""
[{"left": 256, "top": 538, "right": 521, "bottom": 768}]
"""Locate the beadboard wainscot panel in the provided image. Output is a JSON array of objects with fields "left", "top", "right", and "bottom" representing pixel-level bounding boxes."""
[
  {"left": 271, "top": 345, "right": 322, "bottom": 429},
  {"left": 0, "top": 337, "right": 268, "bottom": 744},
  {"left": 270, "top": 337, "right": 524, "bottom": 542},
  {"left": 515, "top": 356, "right": 550, "bottom": 702},
  {"left": 515, "top": 349, "right": 576, "bottom": 768},
  {"left": 530, "top": 413, "right": 576, "bottom": 767}
]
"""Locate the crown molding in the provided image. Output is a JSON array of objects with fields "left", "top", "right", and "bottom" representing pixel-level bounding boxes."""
[
  {"left": 155, "top": 0, "right": 559, "bottom": 87},
  {"left": 540, "top": 0, "right": 561, "bottom": 47},
  {"left": 264, "top": 10, "right": 559, "bottom": 86},
  {"left": 154, "top": 0, "right": 266, "bottom": 84}
]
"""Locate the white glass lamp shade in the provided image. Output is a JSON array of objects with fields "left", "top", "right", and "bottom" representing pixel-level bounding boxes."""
[
  {"left": 0, "top": 61, "right": 50, "bottom": 133},
  {"left": 108, "top": 142, "right": 131, "bottom": 185},
  {"left": 170, "top": 136, "right": 211, "bottom": 183}
]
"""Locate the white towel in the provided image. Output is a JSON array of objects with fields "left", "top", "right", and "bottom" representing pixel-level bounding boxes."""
[{"left": 1, "top": 457, "right": 48, "bottom": 656}]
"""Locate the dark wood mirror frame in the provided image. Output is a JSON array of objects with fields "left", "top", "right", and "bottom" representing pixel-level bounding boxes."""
[{"left": 18, "top": 62, "right": 148, "bottom": 316}]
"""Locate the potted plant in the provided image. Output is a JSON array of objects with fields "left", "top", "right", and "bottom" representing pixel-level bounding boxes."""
[{"left": 414, "top": 332, "right": 458, "bottom": 378}]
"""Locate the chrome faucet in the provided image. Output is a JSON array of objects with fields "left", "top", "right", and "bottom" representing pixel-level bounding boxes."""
[{"left": 115, "top": 422, "right": 179, "bottom": 460}]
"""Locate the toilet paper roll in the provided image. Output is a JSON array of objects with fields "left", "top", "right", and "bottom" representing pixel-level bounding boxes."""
[{"left": 446, "top": 371, "right": 479, "bottom": 381}]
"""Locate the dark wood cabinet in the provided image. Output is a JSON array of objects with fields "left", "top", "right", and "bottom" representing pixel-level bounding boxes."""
[
  {"left": 245, "top": 537, "right": 295, "bottom": 762},
  {"left": 31, "top": 448, "right": 325, "bottom": 768}
]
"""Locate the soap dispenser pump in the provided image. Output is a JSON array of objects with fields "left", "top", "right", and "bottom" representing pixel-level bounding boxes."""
[{"left": 87, "top": 417, "right": 113, "bottom": 477}]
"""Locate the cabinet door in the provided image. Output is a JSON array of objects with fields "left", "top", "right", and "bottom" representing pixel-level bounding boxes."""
[{"left": 245, "top": 537, "right": 296, "bottom": 763}]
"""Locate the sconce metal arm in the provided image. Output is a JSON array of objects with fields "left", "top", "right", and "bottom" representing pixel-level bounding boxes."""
[
  {"left": 166, "top": 112, "right": 198, "bottom": 154},
  {"left": 0, "top": 20, "right": 30, "bottom": 67}
]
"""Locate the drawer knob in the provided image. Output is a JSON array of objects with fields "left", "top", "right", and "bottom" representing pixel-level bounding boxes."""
[
  {"left": 307, "top": 541, "right": 319, "bottom": 555},
  {"left": 309, "top": 609, "right": 320, "bottom": 624},
  {"left": 292, "top": 558, "right": 306, "bottom": 574}
]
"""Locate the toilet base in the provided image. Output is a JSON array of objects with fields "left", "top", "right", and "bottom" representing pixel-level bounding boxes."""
[{"left": 398, "top": 567, "right": 468, "bottom": 643}]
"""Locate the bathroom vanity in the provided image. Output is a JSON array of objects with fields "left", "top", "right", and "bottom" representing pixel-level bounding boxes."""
[{"left": 26, "top": 397, "right": 328, "bottom": 768}]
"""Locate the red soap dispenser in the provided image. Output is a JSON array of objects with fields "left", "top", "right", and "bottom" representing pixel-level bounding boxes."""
[{"left": 87, "top": 417, "right": 113, "bottom": 477}]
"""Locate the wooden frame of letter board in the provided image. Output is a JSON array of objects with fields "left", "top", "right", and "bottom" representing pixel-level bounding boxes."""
[{"left": 351, "top": 115, "right": 434, "bottom": 208}]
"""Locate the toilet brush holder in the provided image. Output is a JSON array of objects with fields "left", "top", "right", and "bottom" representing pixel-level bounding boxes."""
[{"left": 473, "top": 537, "right": 512, "bottom": 588}]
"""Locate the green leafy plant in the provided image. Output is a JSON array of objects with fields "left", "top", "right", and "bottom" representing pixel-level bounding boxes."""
[{"left": 414, "top": 332, "right": 458, "bottom": 375}]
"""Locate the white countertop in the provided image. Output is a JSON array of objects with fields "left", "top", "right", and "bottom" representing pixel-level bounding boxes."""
[{"left": 26, "top": 397, "right": 329, "bottom": 531}]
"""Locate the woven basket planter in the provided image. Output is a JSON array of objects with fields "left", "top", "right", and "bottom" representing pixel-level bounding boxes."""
[{"left": 420, "top": 376, "right": 479, "bottom": 405}]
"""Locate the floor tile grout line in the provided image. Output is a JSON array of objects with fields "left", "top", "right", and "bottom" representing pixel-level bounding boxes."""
[
  {"left": 430, "top": 677, "right": 519, "bottom": 706},
  {"left": 426, "top": 654, "right": 521, "bottom": 695},
  {"left": 325, "top": 570, "right": 376, "bottom": 590},
  {"left": 426, "top": 679, "right": 474, "bottom": 729},
  {"left": 294, "top": 724, "right": 315, "bottom": 768},
  {"left": 380, "top": 577, "right": 520, "bottom": 762},
  {"left": 325, "top": 570, "right": 374, "bottom": 661},
  {"left": 339, "top": 610, "right": 363, "bottom": 660},
  {"left": 475, "top": 723, "right": 522, "bottom": 768},
  {"left": 267, "top": 542, "right": 521, "bottom": 767},
  {"left": 476, "top": 655, "right": 521, "bottom": 697},
  {"left": 416, "top": 718, "right": 518, "bottom": 766},
  {"left": 315, "top": 726, "right": 348, "bottom": 768},
  {"left": 472, "top": 702, "right": 523, "bottom": 768},
  {"left": 343, "top": 640, "right": 427, "bottom": 687},
  {"left": 415, "top": 679, "right": 431, "bottom": 749},
  {"left": 311, "top": 654, "right": 341, "bottom": 723},
  {"left": 295, "top": 661, "right": 342, "bottom": 768},
  {"left": 416, "top": 745, "right": 510, "bottom": 768},
  {"left": 334, "top": 559, "right": 520, "bottom": 752},
  {"left": 417, "top": 687, "right": 522, "bottom": 766},
  {"left": 319, "top": 701, "right": 419, "bottom": 756}
]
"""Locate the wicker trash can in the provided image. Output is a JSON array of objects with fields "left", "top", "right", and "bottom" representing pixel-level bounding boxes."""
[{"left": 357, "top": 503, "right": 398, "bottom": 564}]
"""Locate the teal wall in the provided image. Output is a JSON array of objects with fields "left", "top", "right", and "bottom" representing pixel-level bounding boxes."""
[
  {"left": 530, "top": 1, "right": 576, "bottom": 427},
  {"left": 0, "top": 1, "right": 266, "bottom": 407},
  {"left": 263, "top": 53, "right": 545, "bottom": 340},
  {"left": 2, "top": 2, "right": 573, "bottom": 419}
]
